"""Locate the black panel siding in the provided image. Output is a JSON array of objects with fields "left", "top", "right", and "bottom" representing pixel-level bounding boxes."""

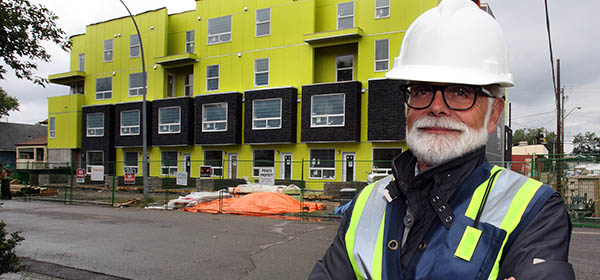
[
  {"left": 244, "top": 87, "right": 297, "bottom": 144},
  {"left": 151, "top": 97, "right": 194, "bottom": 146},
  {"left": 301, "top": 81, "right": 361, "bottom": 142},
  {"left": 81, "top": 105, "right": 115, "bottom": 173},
  {"left": 367, "top": 79, "right": 406, "bottom": 141},
  {"left": 114, "top": 101, "right": 153, "bottom": 147},
  {"left": 195, "top": 92, "right": 243, "bottom": 145}
]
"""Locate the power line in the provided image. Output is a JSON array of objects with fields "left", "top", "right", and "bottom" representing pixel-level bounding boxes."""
[{"left": 512, "top": 109, "right": 556, "bottom": 120}]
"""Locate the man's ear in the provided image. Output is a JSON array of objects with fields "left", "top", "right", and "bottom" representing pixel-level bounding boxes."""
[{"left": 487, "top": 98, "right": 505, "bottom": 134}]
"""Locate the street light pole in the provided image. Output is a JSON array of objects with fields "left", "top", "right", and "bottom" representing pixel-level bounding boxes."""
[{"left": 119, "top": 0, "right": 149, "bottom": 202}]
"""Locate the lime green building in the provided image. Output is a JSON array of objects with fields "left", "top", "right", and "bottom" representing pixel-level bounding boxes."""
[{"left": 48, "top": 0, "right": 441, "bottom": 189}]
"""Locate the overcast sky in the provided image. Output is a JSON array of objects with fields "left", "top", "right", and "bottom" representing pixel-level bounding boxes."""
[{"left": 1, "top": 0, "right": 598, "bottom": 153}]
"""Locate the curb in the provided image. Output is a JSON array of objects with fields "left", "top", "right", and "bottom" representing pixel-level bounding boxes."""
[{"left": 19, "top": 258, "right": 131, "bottom": 280}]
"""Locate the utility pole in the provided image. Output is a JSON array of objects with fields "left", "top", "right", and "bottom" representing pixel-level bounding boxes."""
[
  {"left": 561, "top": 87, "right": 565, "bottom": 157},
  {"left": 555, "top": 59, "right": 562, "bottom": 194}
]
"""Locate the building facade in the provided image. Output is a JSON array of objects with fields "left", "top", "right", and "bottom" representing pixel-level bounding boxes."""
[{"left": 49, "top": 0, "right": 503, "bottom": 190}]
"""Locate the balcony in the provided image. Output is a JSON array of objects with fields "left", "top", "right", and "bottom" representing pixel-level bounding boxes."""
[
  {"left": 155, "top": 53, "right": 198, "bottom": 69},
  {"left": 48, "top": 71, "right": 86, "bottom": 85},
  {"left": 303, "top": 27, "right": 364, "bottom": 48}
]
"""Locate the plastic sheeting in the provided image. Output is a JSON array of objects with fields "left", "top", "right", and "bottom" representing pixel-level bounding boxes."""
[{"left": 183, "top": 192, "right": 323, "bottom": 216}]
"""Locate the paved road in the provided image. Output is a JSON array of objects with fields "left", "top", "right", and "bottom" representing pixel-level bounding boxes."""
[{"left": 1, "top": 200, "right": 599, "bottom": 279}]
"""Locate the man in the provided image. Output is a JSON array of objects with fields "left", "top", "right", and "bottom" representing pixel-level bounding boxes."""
[
  {"left": 1, "top": 164, "right": 12, "bottom": 200},
  {"left": 309, "top": 0, "right": 574, "bottom": 279}
]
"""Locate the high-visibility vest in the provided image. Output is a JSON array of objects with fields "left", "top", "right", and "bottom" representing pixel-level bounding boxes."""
[{"left": 345, "top": 164, "right": 556, "bottom": 280}]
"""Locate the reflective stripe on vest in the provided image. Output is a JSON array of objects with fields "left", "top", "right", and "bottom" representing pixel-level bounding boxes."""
[
  {"left": 345, "top": 175, "right": 394, "bottom": 280},
  {"left": 346, "top": 167, "right": 544, "bottom": 280}
]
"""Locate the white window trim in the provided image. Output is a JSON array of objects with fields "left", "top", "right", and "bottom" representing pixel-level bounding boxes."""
[
  {"left": 184, "top": 73, "right": 193, "bottom": 96},
  {"left": 204, "top": 150, "right": 224, "bottom": 178},
  {"left": 86, "top": 150, "right": 104, "bottom": 174},
  {"left": 49, "top": 117, "right": 56, "bottom": 138},
  {"left": 252, "top": 150, "right": 275, "bottom": 178},
  {"left": 158, "top": 106, "right": 181, "bottom": 134},
  {"left": 336, "top": 54, "right": 354, "bottom": 81},
  {"left": 252, "top": 98, "right": 282, "bottom": 130},
  {"left": 104, "top": 39, "right": 113, "bottom": 63},
  {"left": 130, "top": 35, "right": 140, "bottom": 58},
  {"left": 96, "top": 77, "right": 112, "bottom": 100},
  {"left": 207, "top": 15, "right": 232, "bottom": 45},
  {"left": 372, "top": 148, "right": 402, "bottom": 174},
  {"left": 86, "top": 113, "right": 104, "bottom": 137},
  {"left": 374, "top": 39, "right": 390, "bottom": 72},
  {"left": 309, "top": 149, "right": 336, "bottom": 180},
  {"left": 202, "top": 102, "right": 228, "bottom": 132},
  {"left": 375, "top": 0, "right": 390, "bottom": 19},
  {"left": 120, "top": 110, "right": 140, "bottom": 136},
  {"left": 160, "top": 151, "right": 178, "bottom": 176},
  {"left": 337, "top": 2, "right": 354, "bottom": 30},
  {"left": 78, "top": 54, "right": 85, "bottom": 72},
  {"left": 128, "top": 73, "right": 146, "bottom": 97},
  {"left": 311, "top": 93, "right": 346, "bottom": 128},
  {"left": 186, "top": 30, "right": 195, "bottom": 53},
  {"left": 206, "top": 64, "right": 220, "bottom": 91},
  {"left": 123, "top": 151, "right": 139, "bottom": 175},
  {"left": 256, "top": 8, "right": 271, "bottom": 37},
  {"left": 254, "top": 58, "right": 269, "bottom": 87}
]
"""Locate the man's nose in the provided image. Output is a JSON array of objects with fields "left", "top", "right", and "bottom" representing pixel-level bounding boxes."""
[{"left": 428, "top": 90, "right": 449, "bottom": 115}]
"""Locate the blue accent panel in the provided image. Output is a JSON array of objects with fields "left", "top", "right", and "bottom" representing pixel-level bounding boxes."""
[
  {"left": 500, "top": 184, "right": 556, "bottom": 262},
  {"left": 383, "top": 199, "right": 406, "bottom": 280},
  {"left": 448, "top": 162, "right": 494, "bottom": 207}
]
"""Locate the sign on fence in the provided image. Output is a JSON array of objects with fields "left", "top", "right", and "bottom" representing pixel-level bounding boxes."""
[
  {"left": 90, "top": 166, "right": 104, "bottom": 182},
  {"left": 259, "top": 168, "right": 275, "bottom": 185},
  {"left": 124, "top": 173, "right": 135, "bottom": 185},
  {"left": 176, "top": 171, "right": 188, "bottom": 186},
  {"left": 200, "top": 166, "right": 212, "bottom": 178},
  {"left": 76, "top": 169, "right": 85, "bottom": 183}
]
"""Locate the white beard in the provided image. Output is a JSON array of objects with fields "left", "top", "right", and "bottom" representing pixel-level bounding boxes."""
[{"left": 406, "top": 104, "right": 492, "bottom": 167}]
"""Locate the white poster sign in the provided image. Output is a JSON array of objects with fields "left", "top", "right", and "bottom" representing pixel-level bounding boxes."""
[
  {"left": 90, "top": 166, "right": 104, "bottom": 182},
  {"left": 259, "top": 168, "right": 275, "bottom": 185},
  {"left": 176, "top": 171, "right": 188, "bottom": 186}
]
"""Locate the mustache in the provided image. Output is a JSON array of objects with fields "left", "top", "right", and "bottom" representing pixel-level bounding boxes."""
[{"left": 413, "top": 116, "right": 468, "bottom": 132}]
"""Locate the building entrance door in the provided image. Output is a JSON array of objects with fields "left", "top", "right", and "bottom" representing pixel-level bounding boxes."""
[
  {"left": 342, "top": 152, "right": 355, "bottom": 182},
  {"left": 281, "top": 153, "right": 292, "bottom": 180},
  {"left": 228, "top": 153, "right": 238, "bottom": 179}
]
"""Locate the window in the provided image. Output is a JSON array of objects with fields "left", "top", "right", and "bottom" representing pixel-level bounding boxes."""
[
  {"left": 130, "top": 35, "right": 140, "bottom": 58},
  {"left": 375, "top": 39, "right": 389, "bottom": 71},
  {"left": 184, "top": 74, "right": 193, "bottom": 96},
  {"left": 375, "top": 0, "right": 390, "bottom": 19},
  {"left": 158, "top": 107, "right": 181, "bottom": 134},
  {"left": 202, "top": 103, "right": 227, "bottom": 132},
  {"left": 49, "top": 117, "right": 56, "bottom": 138},
  {"left": 70, "top": 80, "right": 84, "bottom": 94},
  {"left": 86, "top": 113, "right": 104, "bottom": 137},
  {"left": 120, "top": 110, "right": 140, "bottom": 136},
  {"left": 204, "top": 151, "right": 223, "bottom": 177},
  {"left": 161, "top": 151, "right": 178, "bottom": 176},
  {"left": 336, "top": 54, "right": 354, "bottom": 81},
  {"left": 337, "top": 2, "right": 354, "bottom": 30},
  {"left": 310, "top": 149, "right": 336, "bottom": 179},
  {"left": 186, "top": 30, "right": 195, "bottom": 53},
  {"left": 86, "top": 151, "right": 104, "bottom": 174},
  {"left": 254, "top": 58, "right": 269, "bottom": 86},
  {"left": 123, "top": 152, "right": 138, "bottom": 175},
  {"left": 129, "top": 72, "right": 146, "bottom": 97},
  {"left": 104, "top": 39, "right": 113, "bottom": 62},
  {"left": 253, "top": 150, "right": 274, "bottom": 177},
  {"left": 206, "top": 65, "right": 219, "bottom": 91},
  {"left": 78, "top": 54, "right": 85, "bottom": 71},
  {"left": 207, "top": 15, "right": 232, "bottom": 45},
  {"left": 372, "top": 148, "right": 402, "bottom": 174},
  {"left": 253, "top": 98, "right": 281, "bottom": 130},
  {"left": 95, "top": 77, "right": 112, "bottom": 100},
  {"left": 256, "top": 8, "right": 271, "bottom": 37},
  {"left": 311, "top": 93, "right": 345, "bottom": 127}
]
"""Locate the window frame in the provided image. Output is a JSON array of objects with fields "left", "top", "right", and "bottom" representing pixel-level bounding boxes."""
[
  {"left": 310, "top": 93, "right": 346, "bottom": 128},
  {"left": 207, "top": 15, "right": 232, "bottom": 45},
  {"left": 309, "top": 149, "right": 336, "bottom": 180},
  {"left": 206, "top": 64, "right": 219, "bottom": 91},
  {"left": 252, "top": 98, "right": 282, "bottom": 130},
  {"left": 158, "top": 106, "right": 181, "bottom": 134},
  {"left": 49, "top": 117, "right": 56, "bottom": 138},
  {"left": 336, "top": 54, "right": 354, "bottom": 81},
  {"left": 130, "top": 34, "right": 140, "bottom": 58},
  {"left": 103, "top": 39, "right": 113, "bottom": 62},
  {"left": 86, "top": 150, "right": 104, "bottom": 174},
  {"left": 204, "top": 150, "right": 224, "bottom": 177},
  {"left": 372, "top": 148, "right": 403, "bottom": 174},
  {"left": 256, "top": 8, "right": 271, "bottom": 37},
  {"left": 185, "top": 30, "right": 195, "bottom": 53},
  {"left": 254, "top": 58, "right": 269, "bottom": 87},
  {"left": 128, "top": 72, "right": 146, "bottom": 97},
  {"left": 86, "top": 113, "right": 105, "bottom": 137},
  {"left": 202, "top": 102, "right": 228, "bottom": 132},
  {"left": 95, "top": 77, "right": 112, "bottom": 100},
  {"left": 374, "top": 39, "right": 390, "bottom": 72},
  {"left": 120, "top": 110, "right": 140, "bottom": 136},
  {"left": 375, "top": 0, "right": 390, "bottom": 19},
  {"left": 160, "top": 151, "right": 178, "bottom": 176},
  {"left": 184, "top": 73, "right": 193, "bottom": 96},
  {"left": 252, "top": 149, "right": 275, "bottom": 177},
  {"left": 78, "top": 54, "right": 85, "bottom": 72},
  {"left": 123, "top": 151, "right": 139, "bottom": 175},
  {"left": 337, "top": 2, "right": 354, "bottom": 30}
]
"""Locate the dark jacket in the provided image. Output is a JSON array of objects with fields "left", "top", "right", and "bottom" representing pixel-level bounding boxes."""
[{"left": 309, "top": 147, "right": 574, "bottom": 279}]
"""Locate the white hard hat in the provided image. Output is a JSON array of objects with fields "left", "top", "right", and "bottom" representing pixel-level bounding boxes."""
[{"left": 385, "top": 0, "right": 514, "bottom": 87}]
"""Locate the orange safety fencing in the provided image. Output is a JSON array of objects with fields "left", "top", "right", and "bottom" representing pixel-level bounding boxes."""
[{"left": 182, "top": 192, "right": 323, "bottom": 216}]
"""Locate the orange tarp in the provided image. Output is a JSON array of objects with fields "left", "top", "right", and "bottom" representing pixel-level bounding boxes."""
[{"left": 182, "top": 192, "right": 323, "bottom": 216}]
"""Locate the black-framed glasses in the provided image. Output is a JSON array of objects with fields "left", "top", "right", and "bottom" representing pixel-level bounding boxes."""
[{"left": 399, "top": 84, "right": 495, "bottom": 111}]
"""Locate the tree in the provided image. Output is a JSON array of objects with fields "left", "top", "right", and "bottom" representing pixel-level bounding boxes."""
[
  {"left": 0, "top": 87, "right": 19, "bottom": 117},
  {"left": 0, "top": 220, "right": 25, "bottom": 274},
  {"left": 512, "top": 128, "right": 556, "bottom": 153},
  {"left": 0, "top": 0, "right": 70, "bottom": 86},
  {"left": 572, "top": 132, "right": 600, "bottom": 155}
]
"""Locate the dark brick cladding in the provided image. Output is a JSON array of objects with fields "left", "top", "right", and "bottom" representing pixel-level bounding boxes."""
[
  {"left": 301, "top": 81, "right": 361, "bottom": 142},
  {"left": 195, "top": 92, "right": 243, "bottom": 145},
  {"left": 81, "top": 104, "right": 115, "bottom": 172},
  {"left": 244, "top": 87, "right": 297, "bottom": 144},
  {"left": 367, "top": 79, "right": 406, "bottom": 141},
  {"left": 114, "top": 101, "right": 153, "bottom": 147},
  {"left": 151, "top": 97, "right": 194, "bottom": 146}
]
